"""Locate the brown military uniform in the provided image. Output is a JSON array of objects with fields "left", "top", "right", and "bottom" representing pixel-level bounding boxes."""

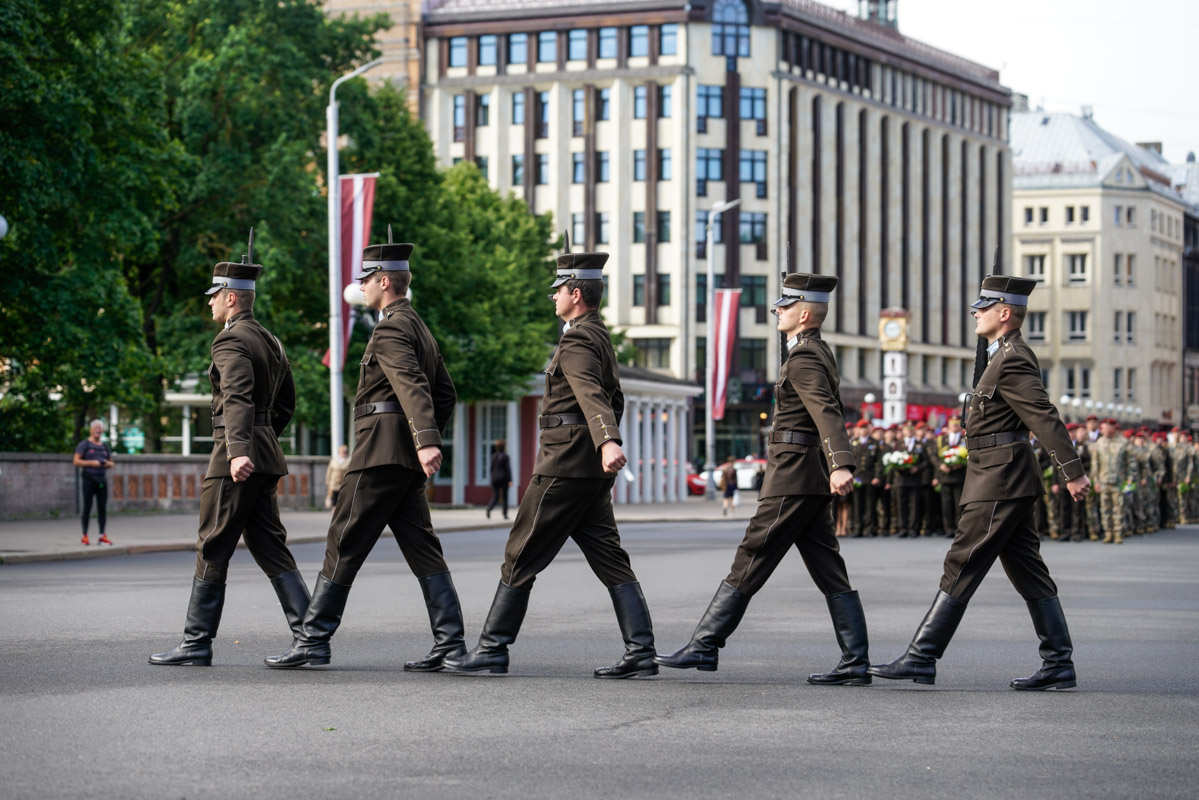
[
  {"left": 195, "top": 310, "right": 300, "bottom": 583},
  {"left": 944, "top": 331, "right": 1085, "bottom": 602},
  {"left": 321, "top": 296, "right": 457, "bottom": 585},
  {"left": 500, "top": 308, "right": 636, "bottom": 590},
  {"left": 726, "top": 328, "right": 856, "bottom": 595},
  {"left": 935, "top": 428, "right": 967, "bottom": 535}
]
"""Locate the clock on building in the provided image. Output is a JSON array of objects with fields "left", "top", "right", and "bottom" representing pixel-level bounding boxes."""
[{"left": 878, "top": 313, "right": 910, "bottom": 351}]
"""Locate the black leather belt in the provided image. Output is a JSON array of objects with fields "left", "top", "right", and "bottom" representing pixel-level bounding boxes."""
[
  {"left": 769, "top": 430, "right": 820, "bottom": 447},
  {"left": 212, "top": 413, "right": 268, "bottom": 428},
  {"left": 539, "top": 413, "right": 586, "bottom": 429},
  {"left": 966, "top": 430, "right": 1030, "bottom": 451},
  {"left": 354, "top": 402, "right": 403, "bottom": 419}
]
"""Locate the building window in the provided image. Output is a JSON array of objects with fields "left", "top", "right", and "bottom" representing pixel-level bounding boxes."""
[
  {"left": 1114, "top": 254, "right": 1123, "bottom": 286},
  {"left": 656, "top": 274, "right": 671, "bottom": 305},
  {"left": 1127, "top": 311, "right": 1136, "bottom": 344},
  {"left": 633, "top": 150, "right": 647, "bottom": 182},
  {"left": 1081, "top": 205, "right": 1090, "bottom": 223},
  {"left": 1114, "top": 368, "right": 1123, "bottom": 401},
  {"left": 511, "top": 155, "right": 524, "bottom": 185},
  {"left": 712, "top": 0, "right": 750, "bottom": 57},
  {"left": 660, "top": 24, "right": 678, "bottom": 56},
  {"left": 568, "top": 29, "right": 587, "bottom": 61},
  {"left": 697, "top": 85, "right": 723, "bottom": 122},
  {"left": 1114, "top": 205, "right": 1123, "bottom": 225},
  {"left": 597, "top": 88, "right": 610, "bottom": 121},
  {"left": 512, "top": 91, "right": 525, "bottom": 124},
  {"left": 632, "top": 274, "right": 646, "bottom": 306},
  {"left": 1114, "top": 311, "right": 1124, "bottom": 343},
  {"left": 633, "top": 85, "right": 648, "bottom": 119},
  {"left": 1079, "top": 366, "right": 1092, "bottom": 398},
  {"left": 536, "top": 91, "right": 550, "bottom": 138},
  {"left": 1126, "top": 254, "right": 1135, "bottom": 285},
  {"left": 740, "top": 212, "right": 767, "bottom": 260},
  {"left": 1024, "top": 254, "right": 1046, "bottom": 281},
  {"left": 1024, "top": 207, "right": 1033, "bottom": 225},
  {"left": 739, "top": 274, "right": 767, "bottom": 307},
  {"left": 598, "top": 27, "right": 617, "bottom": 59},
  {"left": 596, "top": 151, "right": 610, "bottom": 182},
  {"left": 1066, "top": 206, "right": 1075, "bottom": 224},
  {"left": 1027, "top": 311, "right": 1046, "bottom": 342},
  {"left": 659, "top": 85, "right": 672, "bottom": 118},
  {"left": 1065, "top": 253, "right": 1087, "bottom": 283},
  {"left": 571, "top": 152, "right": 585, "bottom": 184},
  {"left": 629, "top": 25, "right": 650, "bottom": 57},
  {"left": 1039, "top": 207, "right": 1048, "bottom": 224},
  {"left": 570, "top": 213, "right": 585, "bottom": 246},
  {"left": 1127, "top": 368, "right": 1136, "bottom": 401},
  {"left": 508, "top": 33, "right": 528, "bottom": 65},
  {"left": 740, "top": 87, "right": 767, "bottom": 135},
  {"left": 452, "top": 95, "right": 466, "bottom": 141},
  {"left": 535, "top": 153, "right": 549, "bottom": 185},
  {"left": 1126, "top": 206, "right": 1135, "bottom": 226},
  {"left": 479, "top": 35, "right": 497, "bottom": 66},
  {"left": 572, "top": 89, "right": 585, "bottom": 136},
  {"left": 740, "top": 149, "right": 768, "bottom": 198},
  {"left": 739, "top": 338, "right": 767, "bottom": 382},
  {"left": 633, "top": 338, "right": 671, "bottom": 369},
  {"left": 596, "top": 212, "right": 610, "bottom": 244},
  {"left": 537, "top": 31, "right": 556, "bottom": 63},
  {"left": 657, "top": 210, "right": 671, "bottom": 243},
  {"left": 449, "top": 37, "right": 468, "bottom": 68},
  {"left": 474, "top": 155, "right": 488, "bottom": 179},
  {"left": 633, "top": 212, "right": 646, "bottom": 243},
  {"left": 696, "top": 147, "right": 723, "bottom": 195},
  {"left": 1066, "top": 310, "right": 1088, "bottom": 342},
  {"left": 476, "top": 93, "right": 490, "bottom": 126},
  {"left": 658, "top": 148, "right": 672, "bottom": 181}
]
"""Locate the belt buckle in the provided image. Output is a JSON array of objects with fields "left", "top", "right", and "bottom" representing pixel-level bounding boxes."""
[{"left": 362, "top": 403, "right": 375, "bottom": 416}]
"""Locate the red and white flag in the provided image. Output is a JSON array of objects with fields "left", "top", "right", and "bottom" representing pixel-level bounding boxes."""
[
  {"left": 711, "top": 288, "right": 741, "bottom": 421},
  {"left": 323, "top": 173, "right": 377, "bottom": 369}
]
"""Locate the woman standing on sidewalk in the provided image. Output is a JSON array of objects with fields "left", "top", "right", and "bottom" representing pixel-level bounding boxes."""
[{"left": 73, "top": 420, "right": 113, "bottom": 546}]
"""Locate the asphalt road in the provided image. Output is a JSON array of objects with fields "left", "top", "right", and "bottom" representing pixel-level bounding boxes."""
[{"left": 3, "top": 523, "right": 1197, "bottom": 799}]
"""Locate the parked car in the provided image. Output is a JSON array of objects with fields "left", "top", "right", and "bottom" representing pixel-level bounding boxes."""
[{"left": 687, "top": 457, "right": 767, "bottom": 495}]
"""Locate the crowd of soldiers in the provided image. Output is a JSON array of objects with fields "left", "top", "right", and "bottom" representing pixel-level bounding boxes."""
[{"left": 838, "top": 414, "right": 1199, "bottom": 544}]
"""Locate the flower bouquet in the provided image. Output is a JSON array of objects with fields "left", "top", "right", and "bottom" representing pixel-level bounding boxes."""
[
  {"left": 939, "top": 445, "right": 968, "bottom": 469},
  {"left": 882, "top": 450, "right": 918, "bottom": 476},
  {"left": 1121, "top": 480, "right": 1136, "bottom": 495}
]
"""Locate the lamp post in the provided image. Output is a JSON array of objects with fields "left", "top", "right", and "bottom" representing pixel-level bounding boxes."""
[
  {"left": 704, "top": 198, "right": 741, "bottom": 500},
  {"left": 328, "top": 58, "right": 389, "bottom": 454}
]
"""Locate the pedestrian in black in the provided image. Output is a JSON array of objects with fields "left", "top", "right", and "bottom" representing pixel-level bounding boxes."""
[
  {"left": 73, "top": 419, "right": 114, "bottom": 546},
  {"left": 486, "top": 440, "right": 512, "bottom": 520}
]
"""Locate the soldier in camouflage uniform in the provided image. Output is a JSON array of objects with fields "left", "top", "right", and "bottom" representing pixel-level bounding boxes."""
[
  {"left": 1093, "top": 419, "right": 1128, "bottom": 544},
  {"left": 1178, "top": 434, "right": 1196, "bottom": 525},
  {"left": 1031, "top": 434, "right": 1055, "bottom": 539},
  {"left": 1148, "top": 433, "right": 1167, "bottom": 533},
  {"left": 1068, "top": 424, "right": 1092, "bottom": 541},
  {"left": 1120, "top": 430, "right": 1142, "bottom": 538}
]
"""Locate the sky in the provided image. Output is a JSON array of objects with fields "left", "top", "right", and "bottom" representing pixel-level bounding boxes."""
[{"left": 824, "top": 0, "right": 1199, "bottom": 163}]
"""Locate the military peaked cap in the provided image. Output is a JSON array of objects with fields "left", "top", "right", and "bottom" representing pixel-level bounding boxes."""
[
  {"left": 551, "top": 252, "right": 609, "bottom": 288},
  {"left": 773, "top": 273, "right": 838, "bottom": 307},
  {"left": 356, "top": 241, "right": 413, "bottom": 280},
  {"left": 971, "top": 275, "right": 1038, "bottom": 309},
  {"left": 206, "top": 229, "right": 262, "bottom": 295}
]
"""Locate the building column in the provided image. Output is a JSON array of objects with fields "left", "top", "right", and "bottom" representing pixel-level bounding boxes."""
[
  {"left": 666, "top": 401, "right": 678, "bottom": 503},
  {"left": 675, "top": 402, "right": 688, "bottom": 499},
  {"left": 652, "top": 400, "right": 665, "bottom": 503},
  {"left": 642, "top": 397, "right": 654, "bottom": 503},
  {"left": 452, "top": 403, "right": 466, "bottom": 505},
  {"left": 626, "top": 396, "right": 641, "bottom": 504},
  {"left": 506, "top": 400, "right": 520, "bottom": 506}
]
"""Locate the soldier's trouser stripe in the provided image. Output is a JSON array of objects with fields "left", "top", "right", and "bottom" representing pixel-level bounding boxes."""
[
  {"left": 507, "top": 477, "right": 556, "bottom": 579},
  {"left": 198, "top": 479, "right": 225, "bottom": 583},
  {"left": 741, "top": 498, "right": 786, "bottom": 581},
  {"left": 329, "top": 473, "right": 364, "bottom": 583},
  {"left": 948, "top": 501, "right": 998, "bottom": 598}
]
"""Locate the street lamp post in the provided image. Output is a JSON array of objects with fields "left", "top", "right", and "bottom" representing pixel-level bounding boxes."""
[
  {"left": 327, "top": 58, "right": 387, "bottom": 454},
  {"left": 704, "top": 198, "right": 741, "bottom": 500}
]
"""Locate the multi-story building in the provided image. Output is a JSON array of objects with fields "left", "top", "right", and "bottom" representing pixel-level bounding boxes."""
[
  {"left": 325, "top": 0, "right": 423, "bottom": 108},
  {"left": 1171, "top": 154, "right": 1199, "bottom": 430},
  {"left": 1010, "top": 110, "right": 1187, "bottom": 427},
  {"left": 421, "top": 0, "right": 1011, "bottom": 456}
]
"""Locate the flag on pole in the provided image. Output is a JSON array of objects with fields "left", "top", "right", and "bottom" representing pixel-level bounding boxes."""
[
  {"left": 323, "top": 173, "right": 378, "bottom": 369},
  {"left": 711, "top": 288, "right": 741, "bottom": 421}
]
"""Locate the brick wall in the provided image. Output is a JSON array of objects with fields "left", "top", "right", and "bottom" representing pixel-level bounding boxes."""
[{"left": 0, "top": 453, "right": 331, "bottom": 519}]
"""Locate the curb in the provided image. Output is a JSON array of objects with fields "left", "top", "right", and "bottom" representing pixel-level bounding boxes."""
[{"left": 0, "top": 517, "right": 730, "bottom": 565}]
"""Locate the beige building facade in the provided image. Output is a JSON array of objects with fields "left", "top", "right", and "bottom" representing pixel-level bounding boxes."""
[
  {"left": 1011, "top": 111, "right": 1187, "bottom": 427},
  {"left": 324, "top": 0, "right": 423, "bottom": 107},
  {"left": 421, "top": 0, "right": 1011, "bottom": 453}
]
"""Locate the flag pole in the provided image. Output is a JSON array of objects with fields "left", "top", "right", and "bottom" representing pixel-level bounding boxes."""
[{"left": 704, "top": 198, "right": 740, "bottom": 500}]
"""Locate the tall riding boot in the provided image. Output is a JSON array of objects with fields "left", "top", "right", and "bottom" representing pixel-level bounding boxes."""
[
  {"left": 868, "top": 591, "right": 966, "bottom": 685},
  {"left": 270, "top": 570, "right": 312, "bottom": 640},
  {"left": 404, "top": 571, "right": 467, "bottom": 672},
  {"left": 442, "top": 582, "right": 530, "bottom": 674},
  {"left": 263, "top": 576, "right": 351, "bottom": 669},
  {"left": 653, "top": 581, "right": 750, "bottom": 672},
  {"left": 807, "top": 590, "right": 871, "bottom": 685},
  {"left": 149, "top": 577, "right": 226, "bottom": 666},
  {"left": 595, "top": 582, "right": 658, "bottom": 679},
  {"left": 1010, "top": 596, "right": 1077, "bottom": 691}
]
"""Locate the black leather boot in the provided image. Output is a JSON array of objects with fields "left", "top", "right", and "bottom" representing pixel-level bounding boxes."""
[
  {"left": 653, "top": 581, "right": 749, "bottom": 672},
  {"left": 868, "top": 591, "right": 966, "bottom": 685},
  {"left": 595, "top": 582, "right": 658, "bottom": 679},
  {"left": 807, "top": 590, "right": 871, "bottom": 685},
  {"left": 404, "top": 571, "right": 467, "bottom": 672},
  {"left": 1011, "top": 596, "right": 1077, "bottom": 691},
  {"left": 149, "top": 577, "right": 226, "bottom": 666},
  {"left": 264, "top": 576, "right": 351, "bottom": 669},
  {"left": 442, "top": 582, "right": 529, "bottom": 674},
  {"left": 270, "top": 570, "right": 312, "bottom": 640}
]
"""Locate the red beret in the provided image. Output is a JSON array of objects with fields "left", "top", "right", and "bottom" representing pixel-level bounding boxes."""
[
  {"left": 1066, "top": 423, "right": 1079, "bottom": 431},
  {"left": 1123, "top": 430, "right": 1134, "bottom": 438},
  {"left": 1086, "top": 415, "right": 1099, "bottom": 421}
]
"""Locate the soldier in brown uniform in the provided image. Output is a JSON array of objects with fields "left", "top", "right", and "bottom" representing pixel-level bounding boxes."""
[
  {"left": 266, "top": 234, "right": 463, "bottom": 670},
  {"left": 933, "top": 415, "right": 967, "bottom": 536},
  {"left": 444, "top": 250, "right": 655, "bottom": 678},
  {"left": 870, "top": 276, "right": 1090, "bottom": 690},
  {"left": 655, "top": 274, "right": 866, "bottom": 684},
  {"left": 151, "top": 231, "right": 310, "bottom": 666}
]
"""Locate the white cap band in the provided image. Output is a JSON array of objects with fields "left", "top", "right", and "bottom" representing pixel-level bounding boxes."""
[{"left": 978, "top": 288, "right": 1028, "bottom": 306}]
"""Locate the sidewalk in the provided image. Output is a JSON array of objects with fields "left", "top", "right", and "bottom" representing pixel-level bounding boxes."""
[{"left": 0, "top": 497, "right": 736, "bottom": 564}]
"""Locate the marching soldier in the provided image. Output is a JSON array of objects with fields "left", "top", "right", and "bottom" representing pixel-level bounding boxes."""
[
  {"left": 444, "top": 248, "right": 657, "bottom": 678},
  {"left": 851, "top": 420, "right": 880, "bottom": 537},
  {"left": 655, "top": 274, "right": 868, "bottom": 684},
  {"left": 933, "top": 415, "right": 967, "bottom": 536},
  {"left": 266, "top": 232, "right": 464, "bottom": 670},
  {"left": 1093, "top": 419, "right": 1128, "bottom": 544},
  {"left": 151, "top": 231, "right": 310, "bottom": 666},
  {"left": 870, "top": 276, "right": 1089, "bottom": 690}
]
